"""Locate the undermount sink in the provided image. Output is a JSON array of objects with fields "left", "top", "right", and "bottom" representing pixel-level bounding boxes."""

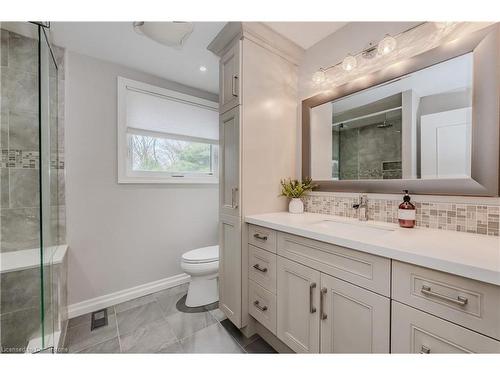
[{"left": 310, "top": 219, "right": 395, "bottom": 236}]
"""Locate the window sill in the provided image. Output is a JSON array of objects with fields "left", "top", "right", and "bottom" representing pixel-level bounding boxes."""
[{"left": 118, "top": 176, "right": 219, "bottom": 185}]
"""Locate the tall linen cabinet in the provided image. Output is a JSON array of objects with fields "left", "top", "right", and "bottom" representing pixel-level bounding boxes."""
[{"left": 209, "top": 23, "right": 303, "bottom": 328}]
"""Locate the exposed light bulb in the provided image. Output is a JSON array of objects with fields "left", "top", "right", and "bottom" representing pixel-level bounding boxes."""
[
  {"left": 377, "top": 34, "right": 397, "bottom": 55},
  {"left": 199, "top": 65, "right": 207, "bottom": 72},
  {"left": 312, "top": 70, "right": 326, "bottom": 83},
  {"left": 341, "top": 55, "right": 357, "bottom": 72}
]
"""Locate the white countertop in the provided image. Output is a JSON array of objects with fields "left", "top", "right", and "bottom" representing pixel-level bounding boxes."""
[{"left": 245, "top": 212, "right": 500, "bottom": 286}]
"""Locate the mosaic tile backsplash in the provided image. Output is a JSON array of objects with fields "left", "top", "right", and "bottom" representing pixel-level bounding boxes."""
[{"left": 303, "top": 193, "right": 500, "bottom": 237}]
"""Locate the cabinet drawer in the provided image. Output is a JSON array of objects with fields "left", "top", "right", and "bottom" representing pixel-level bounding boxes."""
[
  {"left": 248, "top": 224, "right": 277, "bottom": 253},
  {"left": 392, "top": 301, "right": 500, "bottom": 353},
  {"left": 392, "top": 261, "right": 500, "bottom": 340},
  {"left": 248, "top": 245, "right": 276, "bottom": 293},
  {"left": 248, "top": 279, "right": 277, "bottom": 335},
  {"left": 277, "top": 232, "right": 390, "bottom": 296}
]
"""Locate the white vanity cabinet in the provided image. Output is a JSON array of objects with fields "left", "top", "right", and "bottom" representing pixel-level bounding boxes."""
[
  {"left": 391, "top": 301, "right": 500, "bottom": 353},
  {"left": 320, "top": 273, "right": 390, "bottom": 353},
  {"left": 219, "top": 42, "right": 240, "bottom": 114},
  {"left": 277, "top": 257, "right": 321, "bottom": 353},
  {"left": 245, "top": 221, "right": 500, "bottom": 354},
  {"left": 249, "top": 224, "right": 391, "bottom": 353},
  {"left": 219, "top": 214, "right": 242, "bottom": 326},
  {"left": 209, "top": 23, "right": 303, "bottom": 328},
  {"left": 219, "top": 107, "right": 240, "bottom": 217}
]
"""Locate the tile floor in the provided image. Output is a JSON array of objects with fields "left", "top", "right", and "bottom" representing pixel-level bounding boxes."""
[{"left": 63, "top": 283, "right": 276, "bottom": 354}]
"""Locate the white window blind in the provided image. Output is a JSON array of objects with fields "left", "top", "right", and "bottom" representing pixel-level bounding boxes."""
[
  {"left": 125, "top": 86, "right": 219, "bottom": 141},
  {"left": 117, "top": 77, "right": 219, "bottom": 184}
]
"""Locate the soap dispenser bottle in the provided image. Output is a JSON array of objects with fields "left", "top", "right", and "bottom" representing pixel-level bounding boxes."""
[{"left": 398, "top": 190, "right": 416, "bottom": 228}]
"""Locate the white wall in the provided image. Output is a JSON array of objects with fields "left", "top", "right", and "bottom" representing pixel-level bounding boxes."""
[{"left": 65, "top": 51, "right": 219, "bottom": 305}]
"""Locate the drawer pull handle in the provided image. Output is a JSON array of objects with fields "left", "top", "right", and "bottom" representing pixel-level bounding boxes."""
[
  {"left": 309, "top": 282, "right": 317, "bottom": 314},
  {"left": 421, "top": 285, "right": 468, "bottom": 306},
  {"left": 420, "top": 345, "right": 431, "bottom": 354},
  {"left": 320, "top": 287, "right": 328, "bottom": 320},
  {"left": 253, "top": 300, "right": 268, "bottom": 312},
  {"left": 253, "top": 264, "right": 268, "bottom": 273},
  {"left": 253, "top": 233, "right": 268, "bottom": 241}
]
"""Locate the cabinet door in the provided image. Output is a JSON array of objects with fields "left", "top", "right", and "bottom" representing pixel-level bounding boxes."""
[
  {"left": 320, "top": 274, "right": 390, "bottom": 353},
  {"left": 219, "top": 107, "right": 240, "bottom": 217},
  {"left": 392, "top": 301, "right": 500, "bottom": 353},
  {"left": 219, "top": 214, "right": 242, "bottom": 327},
  {"left": 219, "top": 42, "right": 241, "bottom": 114},
  {"left": 277, "top": 257, "right": 320, "bottom": 353}
]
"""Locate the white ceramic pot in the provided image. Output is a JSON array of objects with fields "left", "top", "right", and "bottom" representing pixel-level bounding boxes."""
[{"left": 289, "top": 198, "right": 304, "bottom": 214}]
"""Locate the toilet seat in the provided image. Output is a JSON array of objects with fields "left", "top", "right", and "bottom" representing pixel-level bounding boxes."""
[{"left": 182, "top": 245, "right": 219, "bottom": 264}]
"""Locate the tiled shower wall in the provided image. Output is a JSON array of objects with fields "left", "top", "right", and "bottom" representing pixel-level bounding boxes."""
[
  {"left": 303, "top": 193, "right": 500, "bottom": 236},
  {"left": 0, "top": 28, "right": 66, "bottom": 253}
]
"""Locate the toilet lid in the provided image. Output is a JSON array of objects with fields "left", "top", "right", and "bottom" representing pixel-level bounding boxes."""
[{"left": 182, "top": 245, "right": 219, "bottom": 264}]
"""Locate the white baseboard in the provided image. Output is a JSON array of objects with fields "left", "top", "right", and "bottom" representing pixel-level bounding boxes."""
[{"left": 67, "top": 273, "right": 190, "bottom": 319}]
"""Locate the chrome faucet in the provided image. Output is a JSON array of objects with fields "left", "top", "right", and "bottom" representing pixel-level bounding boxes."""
[{"left": 352, "top": 194, "right": 368, "bottom": 221}]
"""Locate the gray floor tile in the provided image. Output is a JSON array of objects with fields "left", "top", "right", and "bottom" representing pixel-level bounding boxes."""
[
  {"left": 164, "top": 283, "right": 189, "bottom": 296},
  {"left": 116, "top": 301, "right": 165, "bottom": 336},
  {"left": 120, "top": 319, "right": 177, "bottom": 353},
  {"left": 180, "top": 324, "right": 245, "bottom": 353},
  {"left": 208, "top": 308, "right": 227, "bottom": 322},
  {"left": 244, "top": 337, "right": 277, "bottom": 354},
  {"left": 77, "top": 337, "right": 121, "bottom": 353},
  {"left": 165, "top": 311, "right": 217, "bottom": 340},
  {"left": 114, "top": 294, "right": 157, "bottom": 314},
  {"left": 220, "top": 318, "right": 259, "bottom": 347},
  {"left": 65, "top": 314, "right": 118, "bottom": 353},
  {"left": 68, "top": 307, "right": 115, "bottom": 329},
  {"left": 154, "top": 290, "right": 186, "bottom": 317}
]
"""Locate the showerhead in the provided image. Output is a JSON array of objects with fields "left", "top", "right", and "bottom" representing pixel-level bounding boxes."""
[{"left": 376, "top": 120, "right": 393, "bottom": 128}]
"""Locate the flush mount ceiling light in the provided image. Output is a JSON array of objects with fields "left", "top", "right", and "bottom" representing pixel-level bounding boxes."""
[
  {"left": 199, "top": 65, "right": 207, "bottom": 72},
  {"left": 377, "top": 34, "right": 397, "bottom": 55},
  {"left": 133, "top": 21, "right": 194, "bottom": 49},
  {"left": 341, "top": 54, "right": 357, "bottom": 71}
]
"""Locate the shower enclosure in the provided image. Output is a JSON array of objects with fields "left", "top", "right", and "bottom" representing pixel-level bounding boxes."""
[{"left": 1, "top": 22, "right": 67, "bottom": 353}]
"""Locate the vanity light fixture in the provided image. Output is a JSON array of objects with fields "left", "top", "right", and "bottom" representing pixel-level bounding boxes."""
[
  {"left": 311, "top": 22, "right": 426, "bottom": 83},
  {"left": 341, "top": 54, "right": 357, "bottom": 71},
  {"left": 377, "top": 34, "right": 397, "bottom": 55},
  {"left": 312, "top": 69, "right": 326, "bottom": 83}
]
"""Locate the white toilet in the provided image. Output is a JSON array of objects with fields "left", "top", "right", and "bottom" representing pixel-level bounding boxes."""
[{"left": 180, "top": 245, "right": 219, "bottom": 307}]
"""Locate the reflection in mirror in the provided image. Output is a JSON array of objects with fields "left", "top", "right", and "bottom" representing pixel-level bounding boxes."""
[{"left": 310, "top": 53, "right": 473, "bottom": 181}]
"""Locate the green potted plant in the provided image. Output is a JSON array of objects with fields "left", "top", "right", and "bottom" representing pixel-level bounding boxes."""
[{"left": 280, "top": 177, "right": 316, "bottom": 214}]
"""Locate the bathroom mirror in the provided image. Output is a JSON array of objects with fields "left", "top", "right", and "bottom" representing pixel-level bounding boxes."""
[{"left": 302, "top": 24, "right": 499, "bottom": 196}]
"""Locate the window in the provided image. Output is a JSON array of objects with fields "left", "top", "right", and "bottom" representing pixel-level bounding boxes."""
[{"left": 117, "top": 77, "right": 219, "bottom": 183}]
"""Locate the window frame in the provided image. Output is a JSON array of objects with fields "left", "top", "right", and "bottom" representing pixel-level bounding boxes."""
[{"left": 117, "top": 77, "right": 219, "bottom": 184}]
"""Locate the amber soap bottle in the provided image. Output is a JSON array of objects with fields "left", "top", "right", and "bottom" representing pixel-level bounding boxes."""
[{"left": 398, "top": 190, "right": 416, "bottom": 228}]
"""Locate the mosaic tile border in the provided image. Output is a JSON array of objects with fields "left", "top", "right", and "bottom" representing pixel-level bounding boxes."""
[
  {"left": 303, "top": 194, "right": 500, "bottom": 237},
  {"left": 1, "top": 149, "right": 65, "bottom": 169}
]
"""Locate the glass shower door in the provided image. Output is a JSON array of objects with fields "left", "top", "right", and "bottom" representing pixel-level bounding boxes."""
[{"left": 38, "top": 25, "right": 59, "bottom": 352}]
